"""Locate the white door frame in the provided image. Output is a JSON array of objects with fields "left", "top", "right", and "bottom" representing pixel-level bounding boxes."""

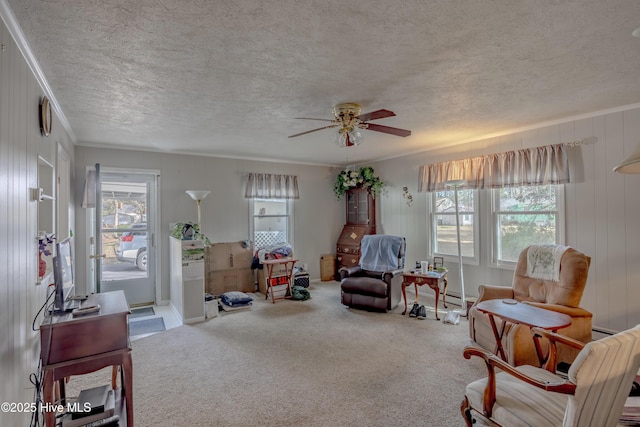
[{"left": 87, "top": 166, "right": 161, "bottom": 305}]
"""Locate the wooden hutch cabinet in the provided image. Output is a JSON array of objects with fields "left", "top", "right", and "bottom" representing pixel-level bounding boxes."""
[{"left": 336, "top": 188, "right": 376, "bottom": 271}]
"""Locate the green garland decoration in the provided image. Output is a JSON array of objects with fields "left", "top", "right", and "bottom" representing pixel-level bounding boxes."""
[{"left": 333, "top": 166, "right": 384, "bottom": 200}]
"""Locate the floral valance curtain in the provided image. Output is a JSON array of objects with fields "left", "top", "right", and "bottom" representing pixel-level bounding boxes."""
[
  {"left": 244, "top": 173, "right": 299, "bottom": 199},
  {"left": 418, "top": 143, "right": 570, "bottom": 192}
]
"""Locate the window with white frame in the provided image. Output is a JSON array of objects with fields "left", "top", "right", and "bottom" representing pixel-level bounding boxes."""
[
  {"left": 431, "top": 188, "right": 477, "bottom": 259},
  {"left": 492, "top": 184, "right": 563, "bottom": 263},
  {"left": 251, "top": 198, "right": 293, "bottom": 249}
]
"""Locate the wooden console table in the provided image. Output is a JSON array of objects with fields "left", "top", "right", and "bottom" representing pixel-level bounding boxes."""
[
  {"left": 475, "top": 299, "right": 572, "bottom": 365},
  {"left": 401, "top": 270, "right": 448, "bottom": 320},
  {"left": 262, "top": 258, "right": 298, "bottom": 303},
  {"left": 40, "top": 291, "right": 133, "bottom": 427}
]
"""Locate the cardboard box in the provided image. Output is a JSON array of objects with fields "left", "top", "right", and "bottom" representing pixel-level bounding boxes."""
[
  {"left": 320, "top": 254, "right": 336, "bottom": 281},
  {"left": 206, "top": 241, "right": 252, "bottom": 271},
  {"left": 206, "top": 268, "right": 254, "bottom": 295}
]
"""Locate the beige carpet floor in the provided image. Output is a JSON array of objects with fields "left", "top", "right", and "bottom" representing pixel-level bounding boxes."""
[{"left": 66, "top": 281, "right": 486, "bottom": 426}]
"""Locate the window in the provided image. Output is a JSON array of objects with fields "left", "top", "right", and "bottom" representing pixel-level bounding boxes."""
[
  {"left": 492, "top": 184, "right": 563, "bottom": 263},
  {"left": 251, "top": 198, "right": 293, "bottom": 249},
  {"left": 431, "top": 189, "right": 477, "bottom": 259}
]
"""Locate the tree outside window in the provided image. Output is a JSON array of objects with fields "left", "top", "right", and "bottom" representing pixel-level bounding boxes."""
[
  {"left": 432, "top": 189, "right": 476, "bottom": 258},
  {"left": 493, "top": 184, "right": 560, "bottom": 263}
]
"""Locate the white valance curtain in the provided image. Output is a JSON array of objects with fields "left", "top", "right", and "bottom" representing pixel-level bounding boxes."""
[
  {"left": 418, "top": 143, "right": 570, "bottom": 192},
  {"left": 244, "top": 173, "right": 300, "bottom": 199}
]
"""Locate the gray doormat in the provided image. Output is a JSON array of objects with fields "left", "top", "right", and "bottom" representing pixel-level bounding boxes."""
[
  {"left": 129, "top": 317, "right": 166, "bottom": 336},
  {"left": 130, "top": 307, "right": 155, "bottom": 319}
]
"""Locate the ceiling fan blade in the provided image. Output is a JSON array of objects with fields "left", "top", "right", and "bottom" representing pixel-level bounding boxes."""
[
  {"left": 293, "top": 117, "right": 334, "bottom": 122},
  {"left": 356, "top": 109, "right": 396, "bottom": 122},
  {"left": 365, "top": 123, "right": 412, "bottom": 137},
  {"left": 288, "top": 124, "right": 337, "bottom": 138}
]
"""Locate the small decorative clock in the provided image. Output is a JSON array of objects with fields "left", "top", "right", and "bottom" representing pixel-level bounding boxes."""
[{"left": 39, "top": 96, "right": 52, "bottom": 136}]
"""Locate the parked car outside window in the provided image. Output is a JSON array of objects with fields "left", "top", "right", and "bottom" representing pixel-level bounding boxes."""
[{"left": 116, "top": 223, "right": 147, "bottom": 271}]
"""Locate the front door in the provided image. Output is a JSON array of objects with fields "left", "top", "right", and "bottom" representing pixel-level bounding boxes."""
[{"left": 95, "top": 168, "right": 157, "bottom": 305}]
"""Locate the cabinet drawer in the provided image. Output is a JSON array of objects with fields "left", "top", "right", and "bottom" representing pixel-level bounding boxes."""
[
  {"left": 40, "top": 315, "right": 128, "bottom": 364},
  {"left": 337, "top": 253, "right": 360, "bottom": 268},
  {"left": 336, "top": 245, "right": 359, "bottom": 255},
  {"left": 337, "top": 226, "right": 368, "bottom": 245}
]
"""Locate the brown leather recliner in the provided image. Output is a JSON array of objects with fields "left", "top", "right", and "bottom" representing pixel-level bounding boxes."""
[
  {"left": 340, "top": 235, "right": 406, "bottom": 312},
  {"left": 469, "top": 245, "right": 592, "bottom": 367}
]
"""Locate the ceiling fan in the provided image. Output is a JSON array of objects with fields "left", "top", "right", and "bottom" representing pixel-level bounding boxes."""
[{"left": 288, "top": 103, "right": 412, "bottom": 147}]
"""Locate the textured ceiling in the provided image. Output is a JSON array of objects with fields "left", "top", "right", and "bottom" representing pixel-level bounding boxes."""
[{"left": 6, "top": 0, "right": 640, "bottom": 166}]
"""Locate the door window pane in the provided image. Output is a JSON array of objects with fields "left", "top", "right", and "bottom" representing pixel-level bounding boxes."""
[{"left": 101, "top": 181, "right": 148, "bottom": 280}]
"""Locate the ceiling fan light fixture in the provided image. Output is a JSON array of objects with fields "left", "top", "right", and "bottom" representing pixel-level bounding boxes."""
[
  {"left": 348, "top": 129, "right": 363, "bottom": 146},
  {"left": 289, "top": 102, "right": 411, "bottom": 143},
  {"left": 335, "top": 128, "right": 363, "bottom": 147},
  {"left": 333, "top": 103, "right": 362, "bottom": 120}
]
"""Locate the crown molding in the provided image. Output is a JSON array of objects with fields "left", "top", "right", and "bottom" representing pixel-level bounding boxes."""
[
  {"left": 377, "top": 101, "right": 640, "bottom": 163},
  {"left": 0, "top": 0, "right": 76, "bottom": 143}
]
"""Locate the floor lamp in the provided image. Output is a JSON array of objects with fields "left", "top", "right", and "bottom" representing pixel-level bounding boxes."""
[
  {"left": 185, "top": 190, "right": 211, "bottom": 230},
  {"left": 613, "top": 143, "right": 640, "bottom": 174},
  {"left": 446, "top": 180, "right": 466, "bottom": 316}
]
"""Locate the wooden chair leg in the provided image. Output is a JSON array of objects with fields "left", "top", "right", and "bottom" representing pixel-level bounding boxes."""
[
  {"left": 460, "top": 396, "right": 473, "bottom": 427},
  {"left": 111, "top": 366, "right": 119, "bottom": 389}
]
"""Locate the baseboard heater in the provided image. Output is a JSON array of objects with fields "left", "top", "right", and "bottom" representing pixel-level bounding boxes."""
[{"left": 592, "top": 326, "right": 616, "bottom": 336}]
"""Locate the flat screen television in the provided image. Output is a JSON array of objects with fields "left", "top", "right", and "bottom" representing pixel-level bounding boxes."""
[{"left": 52, "top": 236, "right": 75, "bottom": 313}]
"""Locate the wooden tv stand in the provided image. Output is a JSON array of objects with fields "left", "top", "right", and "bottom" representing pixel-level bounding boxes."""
[{"left": 39, "top": 290, "right": 133, "bottom": 426}]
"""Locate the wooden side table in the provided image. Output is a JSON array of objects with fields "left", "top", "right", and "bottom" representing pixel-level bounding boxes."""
[
  {"left": 262, "top": 258, "right": 298, "bottom": 303},
  {"left": 401, "top": 270, "right": 448, "bottom": 320},
  {"left": 40, "top": 291, "right": 133, "bottom": 427}
]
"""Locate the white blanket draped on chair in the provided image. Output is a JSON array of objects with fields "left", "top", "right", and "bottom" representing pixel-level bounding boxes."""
[{"left": 526, "top": 244, "right": 568, "bottom": 282}]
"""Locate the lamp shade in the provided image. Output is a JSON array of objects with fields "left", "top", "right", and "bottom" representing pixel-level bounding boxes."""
[
  {"left": 613, "top": 144, "right": 640, "bottom": 174},
  {"left": 185, "top": 190, "right": 211, "bottom": 201}
]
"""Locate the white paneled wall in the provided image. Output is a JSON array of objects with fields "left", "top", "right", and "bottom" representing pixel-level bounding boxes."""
[
  {"left": 373, "top": 106, "right": 640, "bottom": 332},
  {"left": 0, "top": 19, "right": 75, "bottom": 426}
]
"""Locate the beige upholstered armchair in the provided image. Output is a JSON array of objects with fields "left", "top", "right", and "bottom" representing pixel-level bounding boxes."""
[
  {"left": 461, "top": 325, "right": 640, "bottom": 427},
  {"left": 469, "top": 245, "right": 592, "bottom": 366}
]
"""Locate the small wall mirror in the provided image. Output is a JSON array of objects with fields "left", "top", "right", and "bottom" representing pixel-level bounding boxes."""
[
  {"left": 37, "top": 156, "right": 55, "bottom": 283},
  {"left": 37, "top": 156, "right": 55, "bottom": 233}
]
